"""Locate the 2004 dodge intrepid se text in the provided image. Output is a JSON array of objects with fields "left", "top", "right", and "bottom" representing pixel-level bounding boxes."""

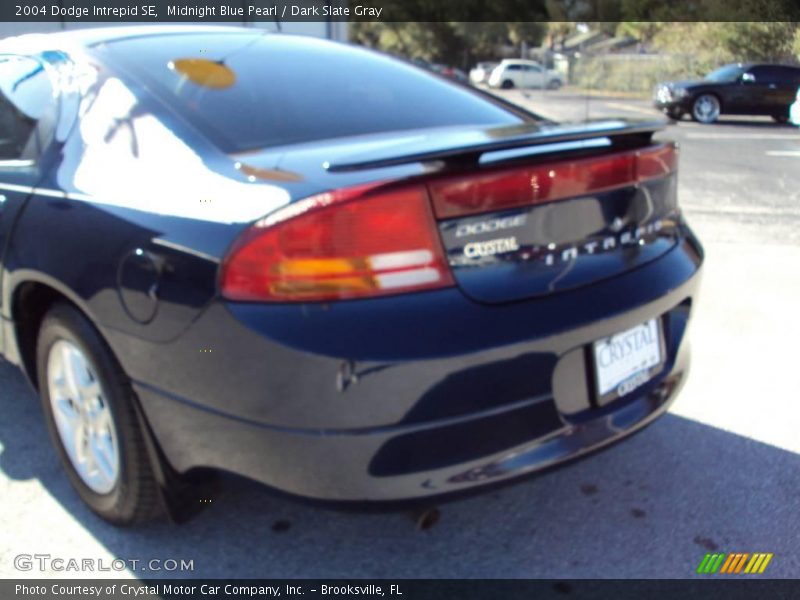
[{"left": 0, "top": 26, "right": 703, "bottom": 525}]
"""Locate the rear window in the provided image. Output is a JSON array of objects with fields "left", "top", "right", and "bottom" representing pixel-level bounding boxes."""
[{"left": 99, "top": 33, "right": 526, "bottom": 153}]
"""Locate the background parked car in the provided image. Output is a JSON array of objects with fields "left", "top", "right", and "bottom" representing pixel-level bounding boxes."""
[
  {"left": 412, "top": 58, "right": 469, "bottom": 84},
  {"left": 433, "top": 64, "right": 469, "bottom": 84},
  {"left": 654, "top": 63, "right": 800, "bottom": 124},
  {"left": 469, "top": 61, "right": 498, "bottom": 86},
  {"left": 488, "top": 59, "right": 564, "bottom": 90}
]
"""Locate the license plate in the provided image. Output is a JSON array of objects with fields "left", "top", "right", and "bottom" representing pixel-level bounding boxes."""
[{"left": 592, "top": 318, "right": 663, "bottom": 401}]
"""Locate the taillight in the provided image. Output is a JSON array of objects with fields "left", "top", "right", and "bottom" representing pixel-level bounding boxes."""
[
  {"left": 221, "top": 184, "right": 454, "bottom": 302},
  {"left": 636, "top": 143, "right": 678, "bottom": 181},
  {"left": 429, "top": 143, "right": 677, "bottom": 219}
]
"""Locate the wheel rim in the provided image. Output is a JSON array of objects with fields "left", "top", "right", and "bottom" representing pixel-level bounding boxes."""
[
  {"left": 693, "top": 95, "right": 719, "bottom": 123},
  {"left": 47, "top": 340, "right": 120, "bottom": 494}
]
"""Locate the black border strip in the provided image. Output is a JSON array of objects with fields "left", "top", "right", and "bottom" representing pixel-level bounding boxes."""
[
  {"left": 1, "top": 0, "right": 800, "bottom": 23},
  {"left": 3, "top": 579, "right": 799, "bottom": 600}
]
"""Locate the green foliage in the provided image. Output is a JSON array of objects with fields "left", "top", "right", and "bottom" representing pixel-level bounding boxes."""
[
  {"left": 573, "top": 22, "right": 800, "bottom": 97},
  {"left": 351, "top": 17, "right": 800, "bottom": 75},
  {"left": 650, "top": 23, "right": 735, "bottom": 75},
  {"left": 545, "top": 22, "right": 576, "bottom": 48},
  {"left": 572, "top": 54, "right": 698, "bottom": 95},
  {"left": 350, "top": 22, "right": 547, "bottom": 67},
  {"left": 650, "top": 22, "right": 799, "bottom": 67},
  {"left": 794, "top": 28, "right": 800, "bottom": 58},
  {"left": 713, "top": 22, "right": 798, "bottom": 62},
  {"left": 615, "top": 21, "right": 664, "bottom": 44}
]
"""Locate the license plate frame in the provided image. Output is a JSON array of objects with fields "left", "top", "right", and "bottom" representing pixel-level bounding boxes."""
[{"left": 591, "top": 318, "right": 666, "bottom": 406}]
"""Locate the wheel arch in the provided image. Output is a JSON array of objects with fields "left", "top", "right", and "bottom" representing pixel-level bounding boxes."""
[
  {"left": 9, "top": 274, "right": 195, "bottom": 521},
  {"left": 9, "top": 274, "right": 99, "bottom": 391}
]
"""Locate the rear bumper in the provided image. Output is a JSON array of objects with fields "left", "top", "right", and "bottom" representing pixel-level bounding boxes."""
[
  {"left": 134, "top": 313, "right": 690, "bottom": 502},
  {"left": 121, "top": 231, "right": 703, "bottom": 503}
]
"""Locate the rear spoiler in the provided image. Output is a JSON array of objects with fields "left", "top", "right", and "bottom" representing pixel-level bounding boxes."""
[{"left": 324, "top": 118, "right": 666, "bottom": 173}]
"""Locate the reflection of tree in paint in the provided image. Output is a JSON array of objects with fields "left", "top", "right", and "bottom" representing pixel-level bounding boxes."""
[
  {"left": 11, "top": 62, "right": 44, "bottom": 92},
  {"left": 0, "top": 57, "right": 52, "bottom": 119},
  {"left": 0, "top": 56, "right": 50, "bottom": 159}
]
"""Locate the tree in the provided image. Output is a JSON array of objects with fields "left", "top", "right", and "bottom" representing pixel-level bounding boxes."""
[
  {"left": 714, "top": 22, "right": 799, "bottom": 62},
  {"left": 794, "top": 27, "right": 800, "bottom": 59},
  {"left": 615, "top": 21, "right": 665, "bottom": 45},
  {"left": 350, "top": 22, "right": 547, "bottom": 68},
  {"left": 649, "top": 22, "right": 799, "bottom": 71}
]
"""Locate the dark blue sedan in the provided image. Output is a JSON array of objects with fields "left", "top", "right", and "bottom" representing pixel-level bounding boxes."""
[{"left": 0, "top": 26, "right": 703, "bottom": 524}]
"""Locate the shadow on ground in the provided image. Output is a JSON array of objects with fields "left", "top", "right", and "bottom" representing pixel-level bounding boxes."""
[
  {"left": 672, "top": 117, "right": 796, "bottom": 128},
  {"left": 1, "top": 360, "right": 798, "bottom": 578}
]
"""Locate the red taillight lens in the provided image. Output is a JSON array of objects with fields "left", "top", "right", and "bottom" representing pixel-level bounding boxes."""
[
  {"left": 429, "top": 143, "right": 677, "bottom": 219},
  {"left": 221, "top": 185, "right": 454, "bottom": 302},
  {"left": 636, "top": 143, "right": 678, "bottom": 181}
]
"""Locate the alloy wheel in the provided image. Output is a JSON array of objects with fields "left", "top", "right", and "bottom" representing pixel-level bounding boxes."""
[
  {"left": 47, "top": 340, "right": 120, "bottom": 494},
  {"left": 692, "top": 94, "right": 720, "bottom": 124}
]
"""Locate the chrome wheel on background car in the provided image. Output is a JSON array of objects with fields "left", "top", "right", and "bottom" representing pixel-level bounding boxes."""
[
  {"left": 692, "top": 94, "right": 720, "bottom": 123},
  {"left": 47, "top": 340, "right": 120, "bottom": 494}
]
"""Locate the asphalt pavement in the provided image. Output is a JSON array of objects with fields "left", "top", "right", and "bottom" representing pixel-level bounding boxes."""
[{"left": 1, "top": 89, "right": 799, "bottom": 579}]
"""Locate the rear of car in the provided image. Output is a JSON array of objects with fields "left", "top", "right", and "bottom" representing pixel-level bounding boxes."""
[
  {"left": 469, "top": 62, "right": 498, "bottom": 85},
  {"left": 487, "top": 61, "right": 518, "bottom": 88},
  {"left": 3, "top": 30, "right": 703, "bottom": 519},
  {"left": 98, "top": 33, "right": 701, "bottom": 502},
  {"left": 546, "top": 70, "right": 565, "bottom": 89}
]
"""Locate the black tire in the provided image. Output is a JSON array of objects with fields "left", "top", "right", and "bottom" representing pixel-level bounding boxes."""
[
  {"left": 501, "top": 79, "right": 514, "bottom": 89},
  {"left": 772, "top": 113, "right": 789, "bottom": 124},
  {"left": 36, "top": 302, "right": 163, "bottom": 525},
  {"left": 666, "top": 107, "right": 683, "bottom": 121},
  {"left": 547, "top": 79, "right": 562, "bottom": 90}
]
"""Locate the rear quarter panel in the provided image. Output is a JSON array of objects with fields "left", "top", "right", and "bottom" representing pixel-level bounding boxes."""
[{"left": 4, "top": 53, "right": 312, "bottom": 346}]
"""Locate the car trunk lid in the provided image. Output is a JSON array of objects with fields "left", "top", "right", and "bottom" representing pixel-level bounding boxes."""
[
  {"left": 225, "top": 118, "right": 680, "bottom": 305},
  {"left": 426, "top": 142, "right": 681, "bottom": 303}
]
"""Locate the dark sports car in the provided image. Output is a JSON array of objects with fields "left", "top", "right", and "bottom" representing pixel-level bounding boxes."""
[
  {"left": 654, "top": 62, "right": 800, "bottom": 123},
  {"left": 0, "top": 26, "right": 703, "bottom": 525}
]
